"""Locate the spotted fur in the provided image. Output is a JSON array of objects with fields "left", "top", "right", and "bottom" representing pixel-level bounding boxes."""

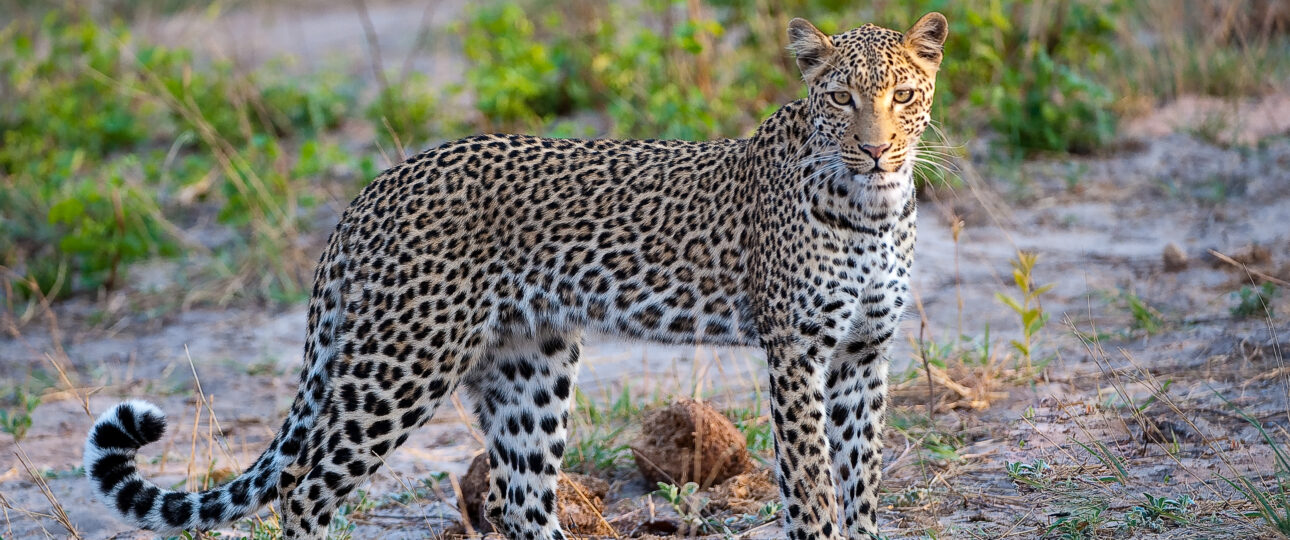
[{"left": 84, "top": 13, "right": 946, "bottom": 540}]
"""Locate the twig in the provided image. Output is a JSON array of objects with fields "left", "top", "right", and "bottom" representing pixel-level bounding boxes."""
[
  {"left": 559, "top": 470, "right": 620, "bottom": 538},
  {"left": 14, "top": 444, "right": 82, "bottom": 539},
  {"left": 1208, "top": 249, "right": 1290, "bottom": 287},
  {"left": 447, "top": 472, "right": 476, "bottom": 537}
]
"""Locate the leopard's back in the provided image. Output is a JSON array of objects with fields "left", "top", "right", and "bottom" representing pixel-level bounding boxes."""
[{"left": 337, "top": 133, "right": 767, "bottom": 348}]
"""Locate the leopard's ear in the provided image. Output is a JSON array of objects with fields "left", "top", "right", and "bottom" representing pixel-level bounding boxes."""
[
  {"left": 788, "top": 18, "right": 835, "bottom": 78},
  {"left": 905, "top": 12, "right": 948, "bottom": 70}
]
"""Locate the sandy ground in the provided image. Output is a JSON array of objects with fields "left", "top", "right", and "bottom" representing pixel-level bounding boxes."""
[{"left": 3, "top": 2, "right": 1290, "bottom": 539}]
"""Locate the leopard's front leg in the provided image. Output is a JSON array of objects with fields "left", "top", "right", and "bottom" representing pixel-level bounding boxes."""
[
  {"left": 763, "top": 331, "right": 845, "bottom": 540},
  {"left": 825, "top": 335, "right": 893, "bottom": 538}
]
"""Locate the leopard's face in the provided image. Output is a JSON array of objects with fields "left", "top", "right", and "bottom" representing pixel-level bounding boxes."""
[{"left": 789, "top": 14, "right": 947, "bottom": 183}]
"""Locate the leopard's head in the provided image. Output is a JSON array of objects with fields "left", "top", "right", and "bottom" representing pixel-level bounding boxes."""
[{"left": 789, "top": 13, "right": 947, "bottom": 186}]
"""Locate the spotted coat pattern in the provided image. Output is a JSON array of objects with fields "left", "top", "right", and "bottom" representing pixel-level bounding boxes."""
[{"left": 84, "top": 13, "right": 947, "bottom": 540}]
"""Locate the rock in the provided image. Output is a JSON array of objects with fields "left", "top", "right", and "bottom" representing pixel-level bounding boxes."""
[
  {"left": 1162, "top": 243, "right": 1188, "bottom": 272},
  {"left": 632, "top": 399, "right": 753, "bottom": 488},
  {"left": 457, "top": 452, "right": 614, "bottom": 536}
]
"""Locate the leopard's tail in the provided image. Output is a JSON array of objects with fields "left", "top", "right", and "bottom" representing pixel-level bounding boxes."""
[{"left": 83, "top": 231, "right": 351, "bottom": 533}]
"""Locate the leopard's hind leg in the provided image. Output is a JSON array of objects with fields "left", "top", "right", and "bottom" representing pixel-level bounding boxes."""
[
  {"left": 465, "top": 328, "right": 583, "bottom": 540},
  {"left": 278, "top": 301, "right": 488, "bottom": 538}
]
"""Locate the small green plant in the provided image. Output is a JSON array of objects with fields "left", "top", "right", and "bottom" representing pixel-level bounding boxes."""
[
  {"left": 995, "top": 251, "right": 1052, "bottom": 373},
  {"left": 1005, "top": 459, "right": 1051, "bottom": 489},
  {"left": 1231, "top": 283, "right": 1279, "bottom": 319},
  {"left": 1123, "top": 492, "right": 1194, "bottom": 532},
  {"left": 655, "top": 481, "right": 710, "bottom": 529},
  {"left": 0, "top": 388, "right": 41, "bottom": 442},
  {"left": 327, "top": 489, "right": 376, "bottom": 540},
  {"left": 654, "top": 481, "right": 770, "bottom": 535},
  {"left": 727, "top": 400, "right": 774, "bottom": 456},
  {"left": 1047, "top": 501, "right": 1109, "bottom": 540}
]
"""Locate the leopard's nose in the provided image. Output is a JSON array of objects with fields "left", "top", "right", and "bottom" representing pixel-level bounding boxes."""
[{"left": 859, "top": 143, "right": 891, "bottom": 160}]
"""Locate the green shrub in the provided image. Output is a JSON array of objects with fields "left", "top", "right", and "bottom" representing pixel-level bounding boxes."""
[
  {"left": 460, "top": 3, "right": 582, "bottom": 130},
  {"left": 46, "top": 159, "right": 179, "bottom": 290},
  {"left": 459, "top": 0, "right": 1121, "bottom": 155},
  {"left": 0, "top": 12, "right": 365, "bottom": 300}
]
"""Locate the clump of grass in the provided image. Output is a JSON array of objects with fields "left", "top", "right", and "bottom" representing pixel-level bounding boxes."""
[
  {"left": 1112, "top": 0, "right": 1290, "bottom": 101},
  {"left": 1220, "top": 404, "right": 1290, "bottom": 535},
  {"left": 1120, "top": 290, "right": 1165, "bottom": 335},
  {"left": 563, "top": 387, "right": 634, "bottom": 473},
  {"left": 726, "top": 400, "right": 773, "bottom": 457},
  {"left": 0, "top": 11, "right": 373, "bottom": 304}
]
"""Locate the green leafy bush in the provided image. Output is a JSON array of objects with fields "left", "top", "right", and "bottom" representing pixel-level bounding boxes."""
[
  {"left": 460, "top": 3, "right": 581, "bottom": 130},
  {"left": 1, "top": 12, "right": 362, "bottom": 299},
  {"left": 459, "top": 0, "right": 1121, "bottom": 155}
]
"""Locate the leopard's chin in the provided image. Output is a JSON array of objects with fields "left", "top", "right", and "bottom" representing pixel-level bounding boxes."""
[{"left": 851, "top": 169, "right": 914, "bottom": 211}]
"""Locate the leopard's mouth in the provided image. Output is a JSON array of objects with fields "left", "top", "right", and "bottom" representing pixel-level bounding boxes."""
[{"left": 846, "top": 159, "right": 907, "bottom": 180}]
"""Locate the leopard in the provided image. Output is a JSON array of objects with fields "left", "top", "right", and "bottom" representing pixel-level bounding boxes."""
[{"left": 84, "top": 12, "right": 947, "bottom": 540}]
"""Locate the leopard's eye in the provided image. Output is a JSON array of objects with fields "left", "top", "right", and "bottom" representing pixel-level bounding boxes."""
[
  {"left": 893, "top": 89, "right": 914, "bottom": 104},
  {"left": 827, "top": 91, "right": 853, "bottom": 107}
]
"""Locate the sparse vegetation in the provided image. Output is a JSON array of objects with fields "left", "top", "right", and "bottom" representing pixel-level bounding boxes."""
[
  {"left": 1231, "top": 282, "right": 1280, "bottom": 319},
  {"left": 0, "top": 385, "right": 42, "bottom": 442},
  {"left": 995, "top": 251, "right": 1052, "bottom": 373},
  {"left": 1120, "top": 290, "right": 1166, "bottom": 335}
]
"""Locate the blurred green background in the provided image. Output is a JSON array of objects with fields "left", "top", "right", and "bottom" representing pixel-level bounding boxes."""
[{"left": 2, "top": 0, "right": 1287, "bottom": 305}]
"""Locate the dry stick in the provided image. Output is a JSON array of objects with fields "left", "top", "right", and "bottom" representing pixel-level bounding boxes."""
[
  {"left": 381, "top": 116, "right": 409, "bottom": 162},
  {"left": 449, "top": 392, "right": 485, "bottom": 447},
  {"left": 353, "top": 0, "right": 409, "bottom": 162},
  {"left": 187, "top": 393, "right": 204, "bottom": 491},
  {"left": 447, "top": 472, "right": 476, "bottom": 538},
  {"left": 186, "top": 345, "right": 243, "bottom": 471},
  {"left": 0, "top": 493, "right": 62, "bottom": 540},
  {"left": 559, "top": 470, "right": 620, "bottom": 538},
  {"left": 910, "top": 285, "right": 937, "bottom": 417},
  {"left": 1208, "top": 249, "right": 1290, "bottom": 287},
  {"left": 14, "top": 444, "right": 82, "bottom": 539},
  {"left": 352, "top": 0, "right": 390, "bottom": 97}
]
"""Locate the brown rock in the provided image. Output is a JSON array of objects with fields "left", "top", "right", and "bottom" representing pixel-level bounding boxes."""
[
  {"left": 632, "top": 399, "right": 753, "bottom": 488},
  {"left": 457, "top": 452, "right": 614, "bottom": 536},
  {"left": 1162, "top": 243, "right": 1188, "bottom": 272}
]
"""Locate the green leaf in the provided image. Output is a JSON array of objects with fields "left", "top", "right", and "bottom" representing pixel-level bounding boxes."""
[{"left": 995, "top": 292, "right": 1023, "bottom": 313}]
